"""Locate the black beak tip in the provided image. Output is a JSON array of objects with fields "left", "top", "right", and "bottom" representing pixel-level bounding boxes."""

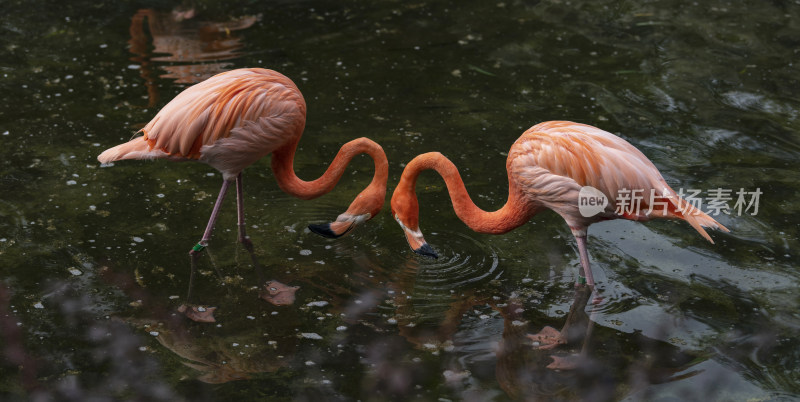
[
  {"left": 414, "top": 243, "right": 439, "bottom": 259},
  {"left": 308, "top": 223, "right": 342, "bottom": 239}
]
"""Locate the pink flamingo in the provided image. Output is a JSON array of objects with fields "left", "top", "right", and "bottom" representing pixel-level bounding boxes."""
[
  {"left": 390, "top": 121, "right": 728, "bottom": 287},
  {"left": 99, "top": 68, "right": 388, "bottom": 261}
]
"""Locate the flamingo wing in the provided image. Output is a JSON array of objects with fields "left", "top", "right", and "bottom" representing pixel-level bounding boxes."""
[
  {"left": 99, "top": 68, "right": 307, "bottom": 179},
  {"left": 143, "top": 68, "right": 304, "bottom": 159}
]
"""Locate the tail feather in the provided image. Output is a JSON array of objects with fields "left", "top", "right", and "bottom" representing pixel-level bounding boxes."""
[
  {"left": 665, "top": 194, "right": 730, "bottom": 244},
  {"left": 683, "top": 212, "right": 721, "bottom": 244},
  {"left": 98, "top": 137, "right": 167, "bottom": 163}
]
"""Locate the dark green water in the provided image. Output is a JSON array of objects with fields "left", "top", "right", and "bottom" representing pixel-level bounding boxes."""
[{"left": 1, "top": 0, "right": 798, "bottom": 400}]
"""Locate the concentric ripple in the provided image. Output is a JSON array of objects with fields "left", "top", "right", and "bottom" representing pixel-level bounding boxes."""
[{"left": 398, "top": 230, "right": 501, "bottom": 292}]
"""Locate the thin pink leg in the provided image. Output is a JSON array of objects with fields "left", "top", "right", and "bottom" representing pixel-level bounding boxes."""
[
  {"left": 194, "top": 179, "right": 232, "bottom": 252},
  {"left": 575, "top": 235, "right": 595, "bottom": 287},
  {"left": 188, "top": 179, "right": 231, "bottom": 301},
  {"left": 235, "top": 173, "right": 254, "bottom": 252}
]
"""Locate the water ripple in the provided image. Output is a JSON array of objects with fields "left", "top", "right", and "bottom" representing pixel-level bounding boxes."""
[{"left": 396, "top": 230, "right": 501, "bottom": 292}]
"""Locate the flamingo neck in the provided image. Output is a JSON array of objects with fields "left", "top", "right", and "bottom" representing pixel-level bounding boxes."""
[
  {"left": 396, "top": 152, "right": 536, "bottom": 234},
  {"left": 271, "top": 136, "right": 389, "bottom": 212}
]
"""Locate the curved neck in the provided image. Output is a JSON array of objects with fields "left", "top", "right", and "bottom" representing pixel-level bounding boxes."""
[
  {"left": 396, "top": 152, "right": 536, "bottom": 234},
  {"left": 271, "top": 136, "right": 389, "bottom": 203}
]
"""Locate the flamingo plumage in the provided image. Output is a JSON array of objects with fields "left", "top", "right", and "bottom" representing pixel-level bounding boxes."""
[
  {"left": 99, "top": 68, "right": 388, "bottom": 259},
  {"left": 390, "top": 121, "right": 728, "bottom": 287}
]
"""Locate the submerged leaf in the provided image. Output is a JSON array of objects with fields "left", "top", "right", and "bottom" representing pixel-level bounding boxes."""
[
  {"left": 526, "top": 326, "right": 566, "bottom": 350},
  {"left": 178, "top": 304, "right": 217, "bottom": 323},
  {"left": 259, "top": 280, "right": 299, "bottom": 306}
]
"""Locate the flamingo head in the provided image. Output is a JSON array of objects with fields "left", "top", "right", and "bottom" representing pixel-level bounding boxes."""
[
  {"left": 308, "top": 212, "right": 370, "bottom": 238},
  {"left": 390, "top": 187, "right": 438, "bottom": 258},
  {"left": 308, "top": 182, "right": 385, "bottom": 238}
]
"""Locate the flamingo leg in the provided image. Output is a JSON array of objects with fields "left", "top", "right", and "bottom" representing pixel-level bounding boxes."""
[
  {"left": 195, "top": 179, "right": 232, "bottom": 251},
  {"left": 187, "top": 179, "right": 232, "bottom": 302},
  {"left": 235, "top": 173, "right": 254, "bottom": 253},
  {"left": 575, "top": 235, "right": 595, "bottom": 288}
]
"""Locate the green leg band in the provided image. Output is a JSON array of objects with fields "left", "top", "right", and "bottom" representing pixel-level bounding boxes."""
[
  {"left": 192, "top": 243, "right": 206, "bottom": 252},
  {"left": 578, "top": 276, "right": 587, "bottom": 285}
]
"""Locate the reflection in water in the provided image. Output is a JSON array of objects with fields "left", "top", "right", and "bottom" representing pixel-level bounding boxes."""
[
  {"left": 370, "top": 265, "right": 707, "bottom": 400},
  {"left": 280, "top": 250, "right": 707, "bottom": 400},
  {"left": 99, "top": 265, "right": 294, "bottom": 384},
  {"left": 6, "top": 232, "right": 754, "bottom": 398},
  {"left": 128, "top": 8, "right": 257, "bottom": 106},
  {"left": 148, "top": 323, "right": 290, "bottom": 384},
  {"left": 491, "top": 287, "right": 704, "bottom": 401}
]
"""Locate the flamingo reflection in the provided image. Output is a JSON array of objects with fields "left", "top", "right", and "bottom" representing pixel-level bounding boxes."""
[{"left": 128, "top": 7, "right": 258, "bottom": 107}]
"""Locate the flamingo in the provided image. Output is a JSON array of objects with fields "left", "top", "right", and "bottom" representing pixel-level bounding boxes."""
[
  {"left": 390, "top": 121, "right": 729, "bottom": 287},
  {"left": 99, "top": 68, "right": 388, "bottom": 262}
]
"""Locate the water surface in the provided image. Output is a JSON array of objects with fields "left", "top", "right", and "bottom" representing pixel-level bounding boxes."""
[{"left": 1, "top": 0, "right": 798, "bottom": 400}]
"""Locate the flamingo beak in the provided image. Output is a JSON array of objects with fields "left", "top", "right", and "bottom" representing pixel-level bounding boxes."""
[
  {"left": 394, "top": 214, "right": 438, "bottom": 258},
  {"left": 308, "top": 213, "right": 370, "bottom": 238}
]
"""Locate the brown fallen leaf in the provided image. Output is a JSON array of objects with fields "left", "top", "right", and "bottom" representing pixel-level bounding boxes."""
[
  {"left": 259, "top": 280, "right": 299, "bottom": 306},
  {"left": 178, "top": 304, "right": 217, "bottom": 323},
  {"left": 526, "top": 326, "right": 566, "bottom": 350}
]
